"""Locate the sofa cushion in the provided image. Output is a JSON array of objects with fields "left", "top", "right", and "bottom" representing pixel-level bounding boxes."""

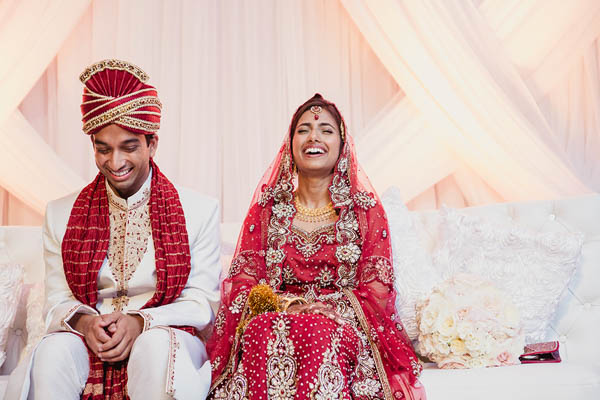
[
  {"left": 0, "top": 264, "right": 24, "bottom": 369},
  {"left": 420, "top": 363, "right": 600, "bottom": 400},
  {"left": 382, "top": 187, "right": 441, "bottom": 340},
  {"left": 0, "top": 374, "right": 8, "bottom": 400},
  {"left": 19, "top": 282, "right": 45, "bottom": 362},
  {"left": 432, "top": 206, "right": 582, "bottom": 343}
]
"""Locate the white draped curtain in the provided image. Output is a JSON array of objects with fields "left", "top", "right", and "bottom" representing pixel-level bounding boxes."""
[{"left": 1, "top": 0, "right": 599, "bottom": 224}]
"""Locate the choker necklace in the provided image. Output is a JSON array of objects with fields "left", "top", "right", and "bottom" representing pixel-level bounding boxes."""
[{"left": 294, "top": 196, "right": 336, "bottom": 223}]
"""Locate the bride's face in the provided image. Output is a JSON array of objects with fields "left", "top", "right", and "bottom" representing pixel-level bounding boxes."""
[{"left": 292, "top": 109, "right": 342, "bottom": 179}]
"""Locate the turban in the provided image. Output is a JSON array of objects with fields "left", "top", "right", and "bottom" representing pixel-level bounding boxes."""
[{"left": 79, "top": 59, "right": 161, "bottom": 135}]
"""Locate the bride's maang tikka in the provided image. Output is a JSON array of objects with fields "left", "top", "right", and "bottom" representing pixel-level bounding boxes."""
[
  {"left": 310, "top": 104, "right": 345, "bottom": 141},
  {"left": 310, "top": 105, "right": 322, "bottom": 120}
]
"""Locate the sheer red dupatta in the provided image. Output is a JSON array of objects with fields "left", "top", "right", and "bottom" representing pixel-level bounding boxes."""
[{"left": 207, "top": 97, "right": 424, "bottom": 399}]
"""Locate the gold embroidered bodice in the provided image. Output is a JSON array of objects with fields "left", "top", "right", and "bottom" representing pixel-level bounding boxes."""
[{"left": 288, "top": 223, "right": 336, "bottom": 260}]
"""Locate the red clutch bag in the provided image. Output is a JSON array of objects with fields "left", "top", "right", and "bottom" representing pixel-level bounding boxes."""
[{"left": 519, "top": 341, "right": 561, "bottom": 363}]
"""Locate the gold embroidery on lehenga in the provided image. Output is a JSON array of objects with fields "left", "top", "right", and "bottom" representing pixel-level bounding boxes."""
[
  {"left": 266, "top": 316, "right": 297, "bottom": 400},
  {"left": 352, "top": 378, "right": 383, "bottom": 398},
  {"left": 335, "top": 263, "right": 357, "bottom": 289},
  {"left": 214, "top": 305, "right": 227, "bottom": 335},
  {"left": 315, "top": 268, "right": 335, "bottom": 288},
  {"left": 210, "top": 305, "right": 252, "bottom": 393},
  {"left": 282, "top": 264, "right": 300, "bottom": 285},
  {"left": 229, "top": 292, "right": 247, "bottom": 314},
  {"left": 323, "top": 293, "right": 383, "bottom": 399},
  {"left": 303, "top": 284, "right": 319, "bottom": 303},
  {"left": 309, "top": 327, "right": 345, "bottom": 399},
  {"left": 212, "top": 364, "right": 249, "bottom": 400},
  {"left": 343, "top": 289, "right": 394, "bottom": 400}
]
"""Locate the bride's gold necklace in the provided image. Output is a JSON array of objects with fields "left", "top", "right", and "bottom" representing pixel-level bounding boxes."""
[{"left": 294, "top": 196, "right": 336, "bottom": 223}]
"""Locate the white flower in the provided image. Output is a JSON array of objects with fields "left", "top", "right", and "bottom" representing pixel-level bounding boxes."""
[
  {"left": 465, "top": 356, "right": 488, "bottom": 369},
  {"left": 335, "top": 243, "right": 361, "bottom": 264},
  {"left": 438, "top": 355, "right": 468, "bottom": 369},
  {"left": 465, "top": 330, "right": 493, "bottom": 356},
  {"left": 457, "top": 321, "right": 474, "bottom": 340},
  {"left": 433, "top": 336, "right": 452, "bottom": 356},
  {"left": 450, "top": 338, "right": 467, "bottom": 356},
  {"left": 503, "top": 304, "right": 520, "bottom": 328},
  {"left": 435, "top": 313, "right": 458, "bottom": 337},
  {"left": 418, "top": 307, "right": 438, "bottom": 334},
  {"left": 416, "top": 273, "right": 525, "bottom": 369}
]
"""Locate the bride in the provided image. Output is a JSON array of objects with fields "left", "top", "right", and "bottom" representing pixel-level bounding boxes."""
[{"left": 207, "top": 94, "right": 426, "bottom": 400}]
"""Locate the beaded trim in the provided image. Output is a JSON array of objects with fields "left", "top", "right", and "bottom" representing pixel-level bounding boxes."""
[
  {"left": 82, "top": 88, "right": 158, "bottom": 119},
  {"left": 343, "top": 288, "right": 394, "bottom": 400},
  {"left": 79, "top": 59, "right": 149, "bottom": 83},
  {"left": 116, "top": 116, "right": 161, "bottom": 134},
  {"left": 82, "top": 96, "right": 162, "bottom": 134}
]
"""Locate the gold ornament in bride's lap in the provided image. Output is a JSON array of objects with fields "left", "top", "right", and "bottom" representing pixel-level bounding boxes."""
[
  {"left": 237, "top": 284, "right": 280, "bottom": 335},
  {"left": 236, "top": 284, "right": 308, "bottom": 335},
  {"left": 294, "top": 196, "right": 336, "bottom": 223}
]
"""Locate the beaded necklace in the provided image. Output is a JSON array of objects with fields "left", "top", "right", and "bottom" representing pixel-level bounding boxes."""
[{"left": 294, "top": 196, "right": 336, "bottom": 223}]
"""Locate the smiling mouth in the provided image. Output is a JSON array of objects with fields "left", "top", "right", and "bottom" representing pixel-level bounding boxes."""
[
  {"left": 304, "top": 147, "right": 326, "bottom": 155},
  {"left": 107, "top": 167, "right": 133, "bottom": 179}
]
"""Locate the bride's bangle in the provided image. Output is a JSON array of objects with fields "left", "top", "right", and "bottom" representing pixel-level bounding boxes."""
[{"left": 278, "top": 295, "right": 307, "bottom": 312}]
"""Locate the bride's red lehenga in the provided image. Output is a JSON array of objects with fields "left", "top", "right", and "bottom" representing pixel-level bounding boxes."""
[{"left": 207, "top": 96, "right": 426, "bottom": 400}]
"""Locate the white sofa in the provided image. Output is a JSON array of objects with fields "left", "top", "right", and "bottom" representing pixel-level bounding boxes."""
[{"left": 1, "top": 195, "right": 600, "bottom": 399}]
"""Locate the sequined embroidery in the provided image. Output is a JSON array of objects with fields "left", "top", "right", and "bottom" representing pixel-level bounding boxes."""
[
  {"left": 266, "top": 316, "right": 297, "bottom": 399},
  {"left": 83, "top": 96, "right": 162, "bottom": 134},
  {"left": 229, "top": 292, "right": 247, "bottom": 314},
  {"left": 265, "top": 153, "right": 295, "bottom": 288},
  {"left": 361, "top": 256, "right": 395, "bottom": 285},
  {"left": 106, "top": 184, "right": 152, "bottom": 311},
  {"left": 353, "top": 191, "right": 377, "bottom": 210},
  {"left": 289, "top": 224, "right": 335, "bottom": 260},
  {"left": 282, "top": 264, "right": 300, "bottom": 285},
  {"left": 212, "top": 364, "right": 249, "bottom": 400},
  {"left": 79, "top": 59, "right": 149, "bottom": 83},
  {"left": 228, "top": 251, "right": 260, "bottom": 279},
  {"left": 309, "top": 328, "right": 345, "bottom": 399},
  {"left": 214, "top": 305, "right": 227, "bottom": 335}
]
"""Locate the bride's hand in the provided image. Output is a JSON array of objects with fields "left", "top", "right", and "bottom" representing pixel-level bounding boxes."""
[{"left": 286, "top": 302, "right": 345, "bottom": 325}]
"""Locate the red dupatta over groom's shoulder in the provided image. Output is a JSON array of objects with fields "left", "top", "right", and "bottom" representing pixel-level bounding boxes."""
[{"left": 63, "top": 161, "right": 194, "bottom": 399}]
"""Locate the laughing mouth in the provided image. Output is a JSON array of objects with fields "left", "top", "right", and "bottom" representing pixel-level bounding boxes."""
[
  {"left": 108, "top": 167, "right": 133, "bottom": 177},
  {"left": 304, "top": 147, "right": 326, "bottom": 155}
]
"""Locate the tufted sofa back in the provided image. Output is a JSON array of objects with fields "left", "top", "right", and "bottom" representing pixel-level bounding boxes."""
[
  {"left": 1, "top": 194, "right": 599, "bottom": 376},
  {"left": 414, "top": 194, "right": 600, "bottom": 365},
  {"left": 0, "top": 227, "right": 44, "bottom": 376}
]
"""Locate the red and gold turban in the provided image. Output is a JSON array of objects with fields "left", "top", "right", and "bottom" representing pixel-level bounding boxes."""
[{"left": 79, "top": 59, "right": 161, "bottom": 136}]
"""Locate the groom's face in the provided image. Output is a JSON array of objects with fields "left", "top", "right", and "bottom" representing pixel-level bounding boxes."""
[{"left": 92, "top": 124, "right": 157, "bottom": 199}]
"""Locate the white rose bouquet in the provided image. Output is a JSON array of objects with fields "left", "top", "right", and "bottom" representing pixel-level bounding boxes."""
[{"left": 416, "top": 273, "right": 525, "bottom": 369}]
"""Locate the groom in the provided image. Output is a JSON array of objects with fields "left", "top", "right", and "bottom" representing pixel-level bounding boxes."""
[{"left": 12, "top": 59, "right": 220, "bottom": 400}]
